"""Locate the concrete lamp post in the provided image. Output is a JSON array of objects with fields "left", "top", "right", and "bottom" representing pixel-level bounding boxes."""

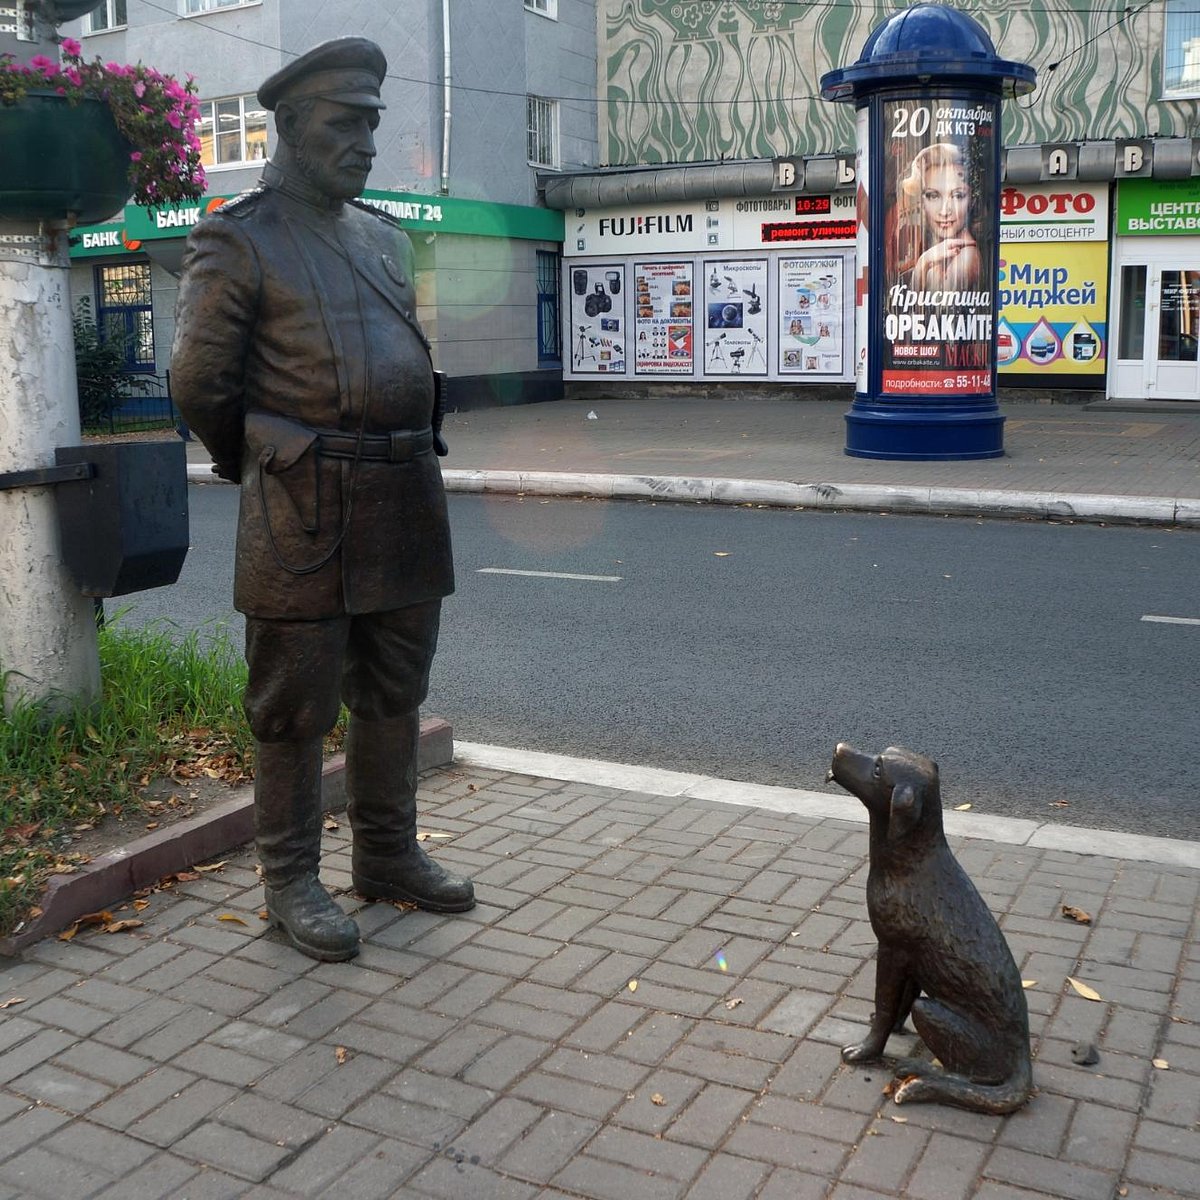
[
  {"left": 0, "top": 0, "right": 186, "bottom": 713},
  {"left": 821, "top": 4, "right": 1036, "bottom": 460}
]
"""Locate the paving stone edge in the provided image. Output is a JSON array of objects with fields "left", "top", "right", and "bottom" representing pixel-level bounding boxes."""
[
  {"left": 187, "top": 464, "right": 1200, "bottom": 526},
  {"left": 0, "top": 717, "right": 453, "bottom": 957}
]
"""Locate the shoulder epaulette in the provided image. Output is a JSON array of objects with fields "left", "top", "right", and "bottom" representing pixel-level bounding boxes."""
[{"left": 212, "top": 187, "right": 270, "bottom": 218}]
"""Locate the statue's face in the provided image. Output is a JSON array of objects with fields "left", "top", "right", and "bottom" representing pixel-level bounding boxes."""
[{"left": 293, "top": 98, "right": 379, "bottom": 200}]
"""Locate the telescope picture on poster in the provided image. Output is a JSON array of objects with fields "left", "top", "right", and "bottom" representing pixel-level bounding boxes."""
[
  {"left": 569, "top": 263, "right": 626, "bottom": 374},
  {"left": 881, "top": 98, "right": 997, "bottom": 395},
  {"left": 703, "top": 259, "right": 767, "bottom": 376},
  {"left": 778, "top": 257, "right": 843, "bottom": 375}
]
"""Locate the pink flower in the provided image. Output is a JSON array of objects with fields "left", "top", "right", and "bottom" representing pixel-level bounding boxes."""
[
  {"left": 29, "top": 55, "right": 57, "bottom": 75},
  {"left": 63, "top": 67, "right": 82, "bottom": 86},
  {"left": 129, "top": 151, "right": 142, "bottom": 161},
  {"left": 60, "top": 37, "right": 82, "bottom": 57},
  {"left": 133, "top": 80, "right": 145, "bottom": 97}
]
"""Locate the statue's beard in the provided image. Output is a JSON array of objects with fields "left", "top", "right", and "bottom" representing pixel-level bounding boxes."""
[{"left": 294, "top": 136, "right": 372, "bottom": 200}]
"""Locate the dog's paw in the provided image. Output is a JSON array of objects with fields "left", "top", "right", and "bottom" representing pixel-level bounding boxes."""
[{"left": 842, "top": 1041, "right": 885, "bottom": 1064}]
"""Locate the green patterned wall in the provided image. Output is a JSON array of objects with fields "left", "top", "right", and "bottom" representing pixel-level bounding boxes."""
[{"left": 603, "top": 1, "right": 1199, "bottom": 165}]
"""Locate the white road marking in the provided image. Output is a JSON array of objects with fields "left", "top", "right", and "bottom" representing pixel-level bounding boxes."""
[
  {"left": 1141, "top": 615, "right": 1200, "bottom": 626},
  {"left": 477, "top": 568, "right": 623, "bottom": 583}
]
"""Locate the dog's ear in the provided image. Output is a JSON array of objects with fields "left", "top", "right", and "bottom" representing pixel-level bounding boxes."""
[{"left": 888, "top": 783, "right": 922, "bottom": 842}]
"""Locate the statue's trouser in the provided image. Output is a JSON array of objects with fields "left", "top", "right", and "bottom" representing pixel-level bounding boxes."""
[{"left": 245, "top": 602, "right": 472, "bottom": 962}]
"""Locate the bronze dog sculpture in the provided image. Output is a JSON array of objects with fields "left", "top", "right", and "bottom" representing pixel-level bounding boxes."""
[{"left": 828, "top": 743, "right": 1032, "bottom": 1114}]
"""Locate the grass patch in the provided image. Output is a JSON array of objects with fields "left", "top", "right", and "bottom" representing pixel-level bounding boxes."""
[{"left": 0, "top": 619, "right": 252, "bottom": 938}]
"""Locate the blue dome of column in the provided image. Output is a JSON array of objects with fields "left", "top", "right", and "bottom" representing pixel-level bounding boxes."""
[{"left": 820, "top": 4, "right": 1036, "bottom": 101}]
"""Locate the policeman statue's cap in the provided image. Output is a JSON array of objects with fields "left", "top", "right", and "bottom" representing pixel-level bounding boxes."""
[{"left": 258, "top": 37, "right": 387, "bottom": 112}]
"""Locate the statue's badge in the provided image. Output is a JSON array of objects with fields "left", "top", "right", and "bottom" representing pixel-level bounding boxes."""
[{"left": 382, "top": 254, "right": 406, "bottom": 289}]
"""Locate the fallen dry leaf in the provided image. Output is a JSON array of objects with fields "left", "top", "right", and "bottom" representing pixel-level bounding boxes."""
[
  {"left": 1022, "top": 980, "right": 1037, "bottom": 989},
  {"left": 335, "top": 1046, "right": 349, "bottom": 1065},
  {"left": 627, "top": 979, "right": 638, "bottom": 993},
  {"left": 953, "top": 803, "right": 972, "bottom": 811},
  {"left": 714, "top": 551, "right": 730, "bottom": 557},
  {"left": 1061, "top": 904, "right": 1092, "bottom": 925},
  {"left": 133, "top": 899, "right": 150, "bottom": 912},
  {"left": 1152, "top": 1058, "right": 1170, "bottom": 1070},
  {"left": 1066, "top": 976, "right": 1104, "bottom": 1002},
  {"left": 217, "top": 913, "right": 248, "bottom": 926},
  {"left": 725, "top": 997, "right": 744, "bottom": 1011},
  {"left": 416, "top": 831, "right": 454, "bottom": 841},
  {"left": 102, "top": 919, "right": 144, "bottom": 934},
  {"left": 323, "top": 817, "right": 339, "bottom": 831},
  {"left": 257, "top": 909, "right": 269, "bottom": 921},
  {"left": 890, "top": 1115, "right": 908, "bottom": 1123},
  {"left": 195, "top": 862, "right": 227, "bottom": 874},
  {"left": 58, "top": 924, "right": 78, "bottom": 941},
  {"left": 650, "top": 1093, "right": 666, "bottom": 1106},
  {"left": 0, "top": 997, "right": 26, "bottom": 1009}
]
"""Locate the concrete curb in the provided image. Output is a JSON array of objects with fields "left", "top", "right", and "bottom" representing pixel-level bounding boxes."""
[
  {"left": 0, "top": 718, "right": 453, "bottom": 957},
  {"left": 454, "top": 740, "right": 1200, "bottom": 872},
  {"left": 186, "top": 463, "right": 1199, "bottom": 526}
]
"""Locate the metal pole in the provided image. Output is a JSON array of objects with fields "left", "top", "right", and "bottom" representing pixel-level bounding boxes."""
[{"left": 0, "top": 219, "right": 101, "bottom": 712}]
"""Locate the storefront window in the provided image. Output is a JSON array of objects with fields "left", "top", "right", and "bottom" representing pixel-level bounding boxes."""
[
  {"left": 1118, "top": 265, "right": 1146, "bottom": 360},
  {"left": 96, "top": 263, "right": 155, "bottom": 372},
  {"left": 1158, "top": 270, "right": 1200, "bottom": 361}
]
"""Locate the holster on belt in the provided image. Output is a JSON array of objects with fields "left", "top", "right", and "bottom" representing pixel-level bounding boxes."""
[{"left": 244, "top": 411, "right": 320, "bottom": 533}]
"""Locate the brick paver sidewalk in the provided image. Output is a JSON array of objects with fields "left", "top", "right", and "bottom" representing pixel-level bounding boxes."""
[{"left": 2, "top": 763, "right": 1197, "bottom": 1198}]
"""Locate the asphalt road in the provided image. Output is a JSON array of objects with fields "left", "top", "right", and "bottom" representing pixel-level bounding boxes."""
[{"left": 116, "top": 486, "right": 1200, "bottom": 840}]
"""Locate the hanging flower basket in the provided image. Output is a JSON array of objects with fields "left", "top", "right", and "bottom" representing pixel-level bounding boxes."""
[
  {"left": 0, "top": 91, "right": 131, "bottom": 224},
  {"left": 1, "top": 39, "right": 206, "bottom": 222}
]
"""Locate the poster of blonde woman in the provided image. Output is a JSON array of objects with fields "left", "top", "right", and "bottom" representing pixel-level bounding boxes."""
[{"left": 881, "top": 99, "right": 997, "bottom": 396}]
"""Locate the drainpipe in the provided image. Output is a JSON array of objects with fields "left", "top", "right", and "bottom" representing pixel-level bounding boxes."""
[{"left": 440, "top": 0, "right": 451, "bottom": 195}]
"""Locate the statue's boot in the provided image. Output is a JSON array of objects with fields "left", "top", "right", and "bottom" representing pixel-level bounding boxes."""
[
  {"left": 347, "top": 712, "right": 475, "bottom": 912},
  {"left": 256, "top": 739, "right": 360, "bottom": 961}
]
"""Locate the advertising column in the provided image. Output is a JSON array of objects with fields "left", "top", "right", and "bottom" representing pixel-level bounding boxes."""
[{"left": 821, "top": 3, "right": 1035, "bottom": 460}]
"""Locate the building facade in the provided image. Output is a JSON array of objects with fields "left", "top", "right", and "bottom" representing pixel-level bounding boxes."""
[
  {"left": 63, "top": 0, "right": 600, "bottom": 408},
  {"left": 547, "top": 0, "right": 1200, "bottom": 405}
]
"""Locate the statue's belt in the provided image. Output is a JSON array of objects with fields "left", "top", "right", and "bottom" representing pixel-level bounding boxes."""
[{"left": 317, "top": 428, "right": 433, "bottom": 462}]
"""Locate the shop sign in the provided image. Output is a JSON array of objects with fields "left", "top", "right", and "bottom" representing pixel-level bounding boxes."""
[
  {"left": 70, "top": 188, "right": 563, "bottom": 258},
  {"left": 995, "top": 242, "right": 1106, "bottom": 376},
  {"left": 633, "top": 261, "right": 694, "bottom": 375},
  {"left": 69, "top": 221, "right": 134, "bottom": 257},
  {"left": 701, "top": 259, "right": 768, "bottom": 376},
  {"left": 573, "top": 200, "right": 723, "bottom": 255},
  {"left": 999, "top": 184, "right": 1107, "bottom": 243},
  {"left": 572, "top": 195, "right": 857, "bottom": 256},
  {"left": 567, "top": 263, "right": 626, "bottom": 374},
  {"left": 879, "top": 97, "right": 998, "bottom": 397},
  {"left": 1116, "top": 177, "right": 1200, "bottom": 235}
]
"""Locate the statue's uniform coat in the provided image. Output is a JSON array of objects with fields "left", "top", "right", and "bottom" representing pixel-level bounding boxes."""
[{"left": 171, "top": 184, "right": 454, "bottom": 621}]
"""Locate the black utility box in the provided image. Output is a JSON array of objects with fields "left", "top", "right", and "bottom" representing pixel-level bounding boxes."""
[{"left": 55, "top": 441, "right": 189, "bottom": 597}]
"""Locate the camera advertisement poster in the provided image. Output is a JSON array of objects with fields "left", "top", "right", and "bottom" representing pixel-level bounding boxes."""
[
  {"left": 702, "top": 259, "right": 768, "bottom": 376},
  {"left": 881, "top": 98, "right": 997, "bottom": 396},
  {"left": 778, "top": 257, "right": 844, "bottom": 376},
  {"left": 633, "top": 262, "right": 694, "bottom": 375},
  {"left": 569, "top": 264, "right": 626, "bottom": 374}
]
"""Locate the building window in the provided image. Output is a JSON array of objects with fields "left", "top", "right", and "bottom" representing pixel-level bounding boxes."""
[
  {"left": 1164, "top": 0, "right": 1200, "bottom": 95},
  {"left": 197, "top": 95, "right": 269, "bottom": 167},
  {"left": 84, "top": 0, "right": 127, "bottom": 33},
  {"left": 536, "top": 250, "right": 562, "bottom": 366},
  {"left": 184, "top": 0, "right": 256, "bottom": 13},
  {"left": 525, "top": 0, "right": 558, "bottom": 17},
  {"left": 526, "top": 95, "right": 558, "bottom": 168},
  {"left": 96, "top": 263, "right": 155, "bottom": 372}
]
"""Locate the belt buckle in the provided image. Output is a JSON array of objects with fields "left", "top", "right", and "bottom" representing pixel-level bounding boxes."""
[{"left": 388, "top": 430, "right": 410, "bottom": 462}]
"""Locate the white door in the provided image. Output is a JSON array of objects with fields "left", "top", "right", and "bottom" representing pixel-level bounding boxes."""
[{"left": 1111, "top": 258, "right": 1200, "bottom": 400}]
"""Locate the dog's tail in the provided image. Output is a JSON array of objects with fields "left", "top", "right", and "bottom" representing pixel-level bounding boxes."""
[{"left": 893, "top": 1057, "right": 1033, "bottom": 1115}]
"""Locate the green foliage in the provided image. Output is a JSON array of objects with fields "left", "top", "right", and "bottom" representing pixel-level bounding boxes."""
[
  {"left": 73, "top": 297, "right": 132, "bottom": 428},
  {"left": 0, "top": 619, "right": 252, "bottom": 938}
]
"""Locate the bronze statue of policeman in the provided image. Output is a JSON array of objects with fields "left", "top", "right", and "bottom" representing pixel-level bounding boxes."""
[{"left": 171, "top": 37, "right": 472, "bottom": 962}]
